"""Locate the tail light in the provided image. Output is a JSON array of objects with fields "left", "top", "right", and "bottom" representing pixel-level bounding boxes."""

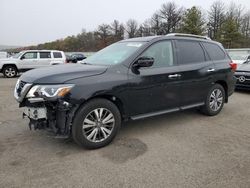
[{"left": 230, "top": 61, "right": 237, "bottom": 72}]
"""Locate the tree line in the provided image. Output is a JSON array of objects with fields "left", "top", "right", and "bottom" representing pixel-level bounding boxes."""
[{"left": 10, "top": 0, "right": 250, "bottom": 52}]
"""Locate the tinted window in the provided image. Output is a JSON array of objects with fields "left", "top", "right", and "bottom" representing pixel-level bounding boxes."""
[
  {"left": 203, "top": 42, "right": 225, "bottom": 61},
  {"left": 53, "top": 52, "right": 62, "bottom": 58},
  {"left": 22, "top": 52, "right": 37, "bottom": 59},
  {"left": 72, "top": 54, "right": 82, "bottom": 58},
  {"left": 72, "top": 54, "right": 85, "bottom": 60},
  {"left": 140, "top": 41, "right": 174, "bottom": 68},
  {"left": 40, "top": 52, "right": 51, "bottom": 59},
  {"left": 176, "top": 40, "right": 205, "bottom": 64}
]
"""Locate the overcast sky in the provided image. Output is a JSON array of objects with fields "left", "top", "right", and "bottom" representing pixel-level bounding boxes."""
[{"left": 0, "top": 0, "right": 249, "bottom": 46}]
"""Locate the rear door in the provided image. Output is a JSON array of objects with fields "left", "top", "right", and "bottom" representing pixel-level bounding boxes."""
[
  {"left": 38, "top": 52, "right": 52, "bottom": 67},
  {"left": 202, "top": 42, "right": 234, "bottom": 94},
  {"left": 18, "top": 52, "right": 39, "bottom": 70},
  {"left": 175, "top": 39, "right": 215, "bottom": 107}
]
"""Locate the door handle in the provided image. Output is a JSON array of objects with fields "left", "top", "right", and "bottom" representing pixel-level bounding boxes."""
[
  {"left": 207, "top": 68, "right": 215, "bottom": 72},
  {"left": 168, "top": 74, "right": 181, "bottom": 79}
]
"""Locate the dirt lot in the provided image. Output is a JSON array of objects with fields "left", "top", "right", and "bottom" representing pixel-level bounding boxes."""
[{"left": 0, "top": 76, "right": 250, "bottom": 188}]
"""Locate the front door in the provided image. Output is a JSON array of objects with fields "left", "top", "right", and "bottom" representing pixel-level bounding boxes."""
[
  {"left": 126, "top": 40, "right": 181, "bottom": 117},
  {"left": 18, "top": 52, "right": 38, "bottom": 70}
]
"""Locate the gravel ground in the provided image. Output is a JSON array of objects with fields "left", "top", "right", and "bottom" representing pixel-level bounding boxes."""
[{"left": 0, "top": 77, "right": 250, "bottom": 188}]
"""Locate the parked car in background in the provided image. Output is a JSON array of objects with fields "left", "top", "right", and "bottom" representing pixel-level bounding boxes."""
[
  {"left": 14, "top": 33, "right": 236, "bottom": 149},
  {"left": 0, "top": 50, "right": 66, "bottom": 78},
  {"left": 0, "top": 51, "right": 8, "bottom": 59},
  {"left": 243, "top": 56, "right": 250, "bottom": 64},
  {"left": 228, "top": 50, "right": 250, "bottom": 64},
  {"left": 235, "top": 62, "right": 250, "bottom": 90},
  {"left": 66, "top": 53, "right": 86, "bottom": 63}
]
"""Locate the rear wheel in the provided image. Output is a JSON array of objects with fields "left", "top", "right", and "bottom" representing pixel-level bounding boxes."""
[
  {"left": 201, "top": 84, "right": 225, "bottom": 116},
  {"left": 72, "top": 99, "right": 121, "bottom": 149},
  {"left": 3, "top": 66, "right": 17, "bottom": 78}
]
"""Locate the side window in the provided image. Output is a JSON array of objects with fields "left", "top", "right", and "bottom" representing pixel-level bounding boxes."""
[
  {"left": 203, "top": 42, "right": 225, "bottom": 61},
  {"left": 40, "top": 52, "right": 51, "bottom": 59},
  {"left": 53, "top": 52, "right": 62, "bottom": 58},
  {"left": 176, "top": 40, "right": 205, "bottom": 64},
  {"left": 22, "top": 52, "right": 37, "bottom": 59},
  {"left": 140, "top": 41, "right": 174, "bottom": 68}
]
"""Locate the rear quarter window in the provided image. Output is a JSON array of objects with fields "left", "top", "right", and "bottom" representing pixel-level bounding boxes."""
[
  {"left": 176, "top": 40, "right": 205, "bottom": 65},
  {"left": 53, "top": 52, "right": 63, "bottom": 58},
  {"left": 203, "top": 42, "right": 226, "bottom": 61}
]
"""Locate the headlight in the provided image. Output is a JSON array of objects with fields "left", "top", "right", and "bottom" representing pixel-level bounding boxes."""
[{"left": 26, "top": 84, "right": 74, "bottom": 98}]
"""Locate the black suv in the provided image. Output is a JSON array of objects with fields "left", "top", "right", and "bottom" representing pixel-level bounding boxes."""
[
  {"left": 66, "top": 53, "right": 86, "bottom": 63},
  {"left": 14, "top": 33, "right": 236, "bottom": 149}
]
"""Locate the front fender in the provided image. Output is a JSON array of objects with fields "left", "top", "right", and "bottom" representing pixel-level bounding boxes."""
[{"left": 0, "top": 60, "right": 18, "bottom": 69}]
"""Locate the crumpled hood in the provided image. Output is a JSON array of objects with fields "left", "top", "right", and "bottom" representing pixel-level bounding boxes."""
[{"left": 20, "top": 64, "right": 108, "bottom": 84}]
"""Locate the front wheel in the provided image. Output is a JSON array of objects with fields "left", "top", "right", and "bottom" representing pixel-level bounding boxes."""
[
  {"left": 200, "top": 84, "right": 225, "bottom": 116},
  {"left": 3, "top": 66, "right": 17, "bottom": 78},
  {"left": 72, "top": 99, "right": 121, "bottom": 149}
]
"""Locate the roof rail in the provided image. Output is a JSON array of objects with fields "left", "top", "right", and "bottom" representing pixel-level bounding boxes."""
[{"left": 166, "top": 33, "right": 211, "bottom": 40}]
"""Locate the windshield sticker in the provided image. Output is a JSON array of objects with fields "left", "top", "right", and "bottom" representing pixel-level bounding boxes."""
[{"left": 127, "top": 43, "right": 143, "bottom": 48}]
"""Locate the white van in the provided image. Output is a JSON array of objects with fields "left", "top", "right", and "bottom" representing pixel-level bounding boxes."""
[{"left": 0, "top": 50, "right": 66, "bottom": 78}]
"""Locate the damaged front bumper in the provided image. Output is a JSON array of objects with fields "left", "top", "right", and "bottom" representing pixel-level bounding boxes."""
[
  {"left": 22, "top": 98, "right": 79, "bottom": 138},
  {"left": 14, "top": 80, "right": 79, "bottom": 138}
]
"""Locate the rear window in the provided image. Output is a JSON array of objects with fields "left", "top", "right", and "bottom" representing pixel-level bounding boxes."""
[
  {"left": 53, "top": 52, "right": 62, "bottom": 58},
  {"left": 176, "top": 40, "right": 205, "bottom": 65},
  {"left": 40, "top": 52, "right": 51, "bottom": 59},
  {"left": 203, "top": 42, "right": 225, "bottom": 61}
]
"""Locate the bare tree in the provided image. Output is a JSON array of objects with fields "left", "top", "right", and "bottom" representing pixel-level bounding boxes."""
[
  {"left": 150, "top": 12, "right": 163, "bottom": 35},
  {"left": 97, "top": 24, "right": 111, "bottom": 39},
  {"left": 142, "top": 19, "right": 152, "bottom": 36},
  {"left": 241, "top": 12, "right": 250, "bottom": 37},
  {"left": 111, "top": 20, "right": 124, "bottom": 40},
  {"left": 126, "top": 19, "right": 138, "bottom": 38},
  {"left": 227, "top": 2, "right": 244, "bottom": 26},
  {"left": 159, "top": 2, "right": 184, "bottom": 34},
  {"left": 96, "top": 24, "right": 111, "bottom": 48},
  {"left": 208, "top": 0, "right": 225, "bottom": 39}
]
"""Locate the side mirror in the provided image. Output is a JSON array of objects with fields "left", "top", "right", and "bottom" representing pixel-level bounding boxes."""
[
  {"left": 247, "top": 56, "right": 250, "bottom": 63},
  {"left": 133, "top": 56, "right": 154, "bottom": 68},
  {"left": 20, "top": 56, "right": 25, "bottom": 60}
]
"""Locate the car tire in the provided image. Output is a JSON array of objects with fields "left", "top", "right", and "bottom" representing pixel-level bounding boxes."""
[
  {"left": 200, "top": 84, "right": 225, "bottom": 116},
  {"left": 3, "top": 66, "right": 17, "bottom": 78},
  {"left": 72, "top": 98, "right": 121, "bottom": 149}
]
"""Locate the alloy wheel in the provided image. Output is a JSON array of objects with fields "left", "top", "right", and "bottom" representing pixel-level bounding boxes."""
[
  {"left": 5, "top": 67, "right": 16, "bottom": 77},
  {"left": 82, "top": 108, "right": 115, "bottom": 143},
  {"left": 209, "top": 89, "right": 223, "bottom": 111}
]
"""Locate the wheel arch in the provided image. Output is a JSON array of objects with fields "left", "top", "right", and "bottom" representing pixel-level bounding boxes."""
[
  {"left": 76, "top": 94, "right": 127, "bottom": 121},
  {"left": 2, "top": 64, "right": 18, "bottom": 71}
]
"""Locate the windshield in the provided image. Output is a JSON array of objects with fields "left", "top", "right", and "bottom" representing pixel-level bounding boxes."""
[
  {"left": 83, "top": 42, "right": 146, "bottom": 65},
  {"left": 12, "top": 52, "right": 24, "bottom": 59}
]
